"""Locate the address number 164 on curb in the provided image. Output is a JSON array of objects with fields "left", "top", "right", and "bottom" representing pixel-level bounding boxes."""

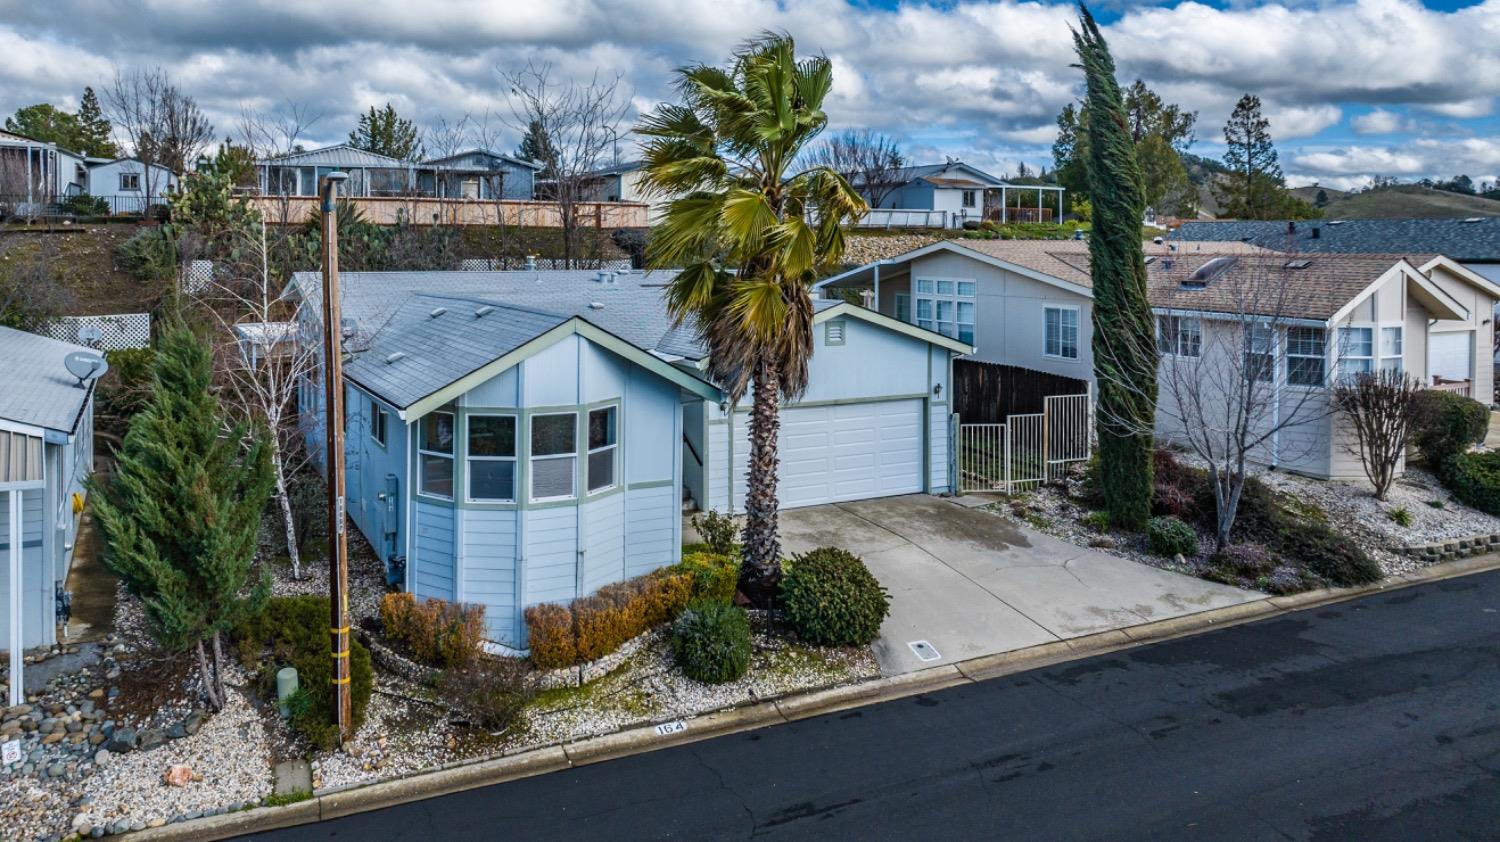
[{"left": 655, "top": 720, "right": 687, "bottom": 737}]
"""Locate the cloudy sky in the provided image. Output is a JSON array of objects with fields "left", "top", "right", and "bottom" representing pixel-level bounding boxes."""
[{"left": 2, "top": 0, "right": 1497, "bottom": 190}]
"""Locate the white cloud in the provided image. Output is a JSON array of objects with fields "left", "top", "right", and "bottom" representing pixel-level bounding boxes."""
[
  {"left": 0, "top": 0, "right": 1497, "bottom": 183},
  {"left": 1350, "top": 108, "right": 1410, "bottom": 135}
]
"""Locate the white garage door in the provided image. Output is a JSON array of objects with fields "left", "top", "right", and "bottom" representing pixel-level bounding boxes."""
[
  {"left": 733, "top": 399, "right": 925, "bottom": 510},
  {"left": 1429, "top": 331, "right": 1473, "bottom": 381}
]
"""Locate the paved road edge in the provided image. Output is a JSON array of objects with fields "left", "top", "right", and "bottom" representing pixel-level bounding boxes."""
[{"left": 138, "top": 551, "right": 1500, "bottom": 841}]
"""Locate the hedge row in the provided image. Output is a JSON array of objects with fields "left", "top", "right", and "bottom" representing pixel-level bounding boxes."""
[
  {"left": 524, "top": 552, "right": 737, "bottom": 669},
  {"left": 378, "top": 592, "right": 486, "bottom": 669}
]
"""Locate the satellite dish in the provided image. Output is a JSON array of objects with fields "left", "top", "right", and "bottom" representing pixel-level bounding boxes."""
[
  {"left": 76, "top": 323, "right": 104, "bottom": 347},
  {"left": 63, "top": 351, "right": 108, "bottom": 388}
]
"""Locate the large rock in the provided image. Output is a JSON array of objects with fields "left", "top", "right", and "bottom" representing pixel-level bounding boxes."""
[
  {"left": 163, "top": 764, "right": 194, "bottom": 787},
  {"left": 138, "top": 729, "right": 166, "bottom": 752},
  {"left": 182, "top": 710, "right": 206, "bottom": 737},
  {"left": 105, "top": 727, "right": 137, "bottom": 753}
]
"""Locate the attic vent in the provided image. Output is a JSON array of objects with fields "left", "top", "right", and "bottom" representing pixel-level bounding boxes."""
[
  {"left": 1284, "top": 259, "right": 1312, "bottom": 270},
  {"left": 589, "top": 301, "right": 605, "bottom": 310},
  {"left": 429, "top": 307, "right": 447, "bottom": 318},
  {"left": 474, "top": 305, "right": 495, "bottom": 318},
  {"left": 385, "top": 352, "right": 408, "bottom": 364},
  {"left": 824, "top": 320, "right": 846, "bottom": 346}
]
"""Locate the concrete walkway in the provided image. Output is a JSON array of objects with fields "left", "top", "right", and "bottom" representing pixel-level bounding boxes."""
[{"left": 779, "top": 495, "right": 1258, "bottom": 675}]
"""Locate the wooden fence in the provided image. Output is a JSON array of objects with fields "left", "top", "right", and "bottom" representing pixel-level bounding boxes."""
[
  {"left": 952, "top": 360, "right": 1090, "bottom": 424},
  {"left": 250, "top": 196, "right": 648, "bottom": 228}
]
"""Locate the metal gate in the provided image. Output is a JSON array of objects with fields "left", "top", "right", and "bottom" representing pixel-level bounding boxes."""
[{"left": 958, "top": 393, "right": 1092, "bottom": 494}]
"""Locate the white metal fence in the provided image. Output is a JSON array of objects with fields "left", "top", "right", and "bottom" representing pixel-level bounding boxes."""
[
  {"left": 958, "top": 393, "right": 1091, "bottom": 494},
  {"left": 851, "top": 208, "right": 950, "bottom": 229},
  {"left": 37, "top": 313, "right": 151, "bottom": 351}
]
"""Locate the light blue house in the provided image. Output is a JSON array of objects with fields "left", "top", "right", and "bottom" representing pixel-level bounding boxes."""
[
  {"left": 287, "top": 270, "right": 970, "bottom": 648},
  {"left": 1, "top": 326, "right": 98, "bottom": 654}
]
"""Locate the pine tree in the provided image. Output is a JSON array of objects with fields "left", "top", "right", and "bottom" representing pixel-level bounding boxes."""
[
  {"left": 4, "top": 103, "right": 83, "bottom": 151},
  {"left": 348, "top": 103, "right": 423, "bottom": 161},
  {"left": 76, "top": 87, "right": 119, "bottom": 158},
  {"left": 1217, "top": 94, "right": 1286, "bottom": 220},
  {"left": 1073, "top": 6, "right": 1156, "bottom": 530},
  {"left": 515, "top": 119, "right": 556, "bottom": 178},
  {"left": 89, "top": 324, "right": 274, "bottom": 711}
]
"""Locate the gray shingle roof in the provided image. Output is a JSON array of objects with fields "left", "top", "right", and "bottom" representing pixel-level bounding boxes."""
[
  {"left": 0, "top": 326, "right": 96, "bottom": 433},
  {"left": 344, "top": 295, "right": 569, "bottom": 408},
  {"left": 1172, "top": 218, "right": 1500, "bottom": 263},
  {"left": 290, "top": 268, "right": 701, "bottom": 361}
]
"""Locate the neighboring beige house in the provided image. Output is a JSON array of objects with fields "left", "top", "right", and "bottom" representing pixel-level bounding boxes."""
[{"left": 817, "top": 239, "right": 1500, "bottom": 481}]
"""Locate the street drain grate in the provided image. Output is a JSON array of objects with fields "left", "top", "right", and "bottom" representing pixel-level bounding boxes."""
[{"left": 908, "top": 640, "right": 941, "bottom": 662}]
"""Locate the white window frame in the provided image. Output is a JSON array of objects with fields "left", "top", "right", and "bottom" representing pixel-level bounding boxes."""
[
  {"left": 1285, "top": 326, "right": 1327, "bottom": 387},
  {"left": 465, "top": 413, "right": 518, "bottom": 503},
  {"left": 1380, "top": 325, "right": 1403, "bottom": 374},
  {"left": 368, "top": 396, "right": 387, "bottom": 447},
  {"left": 586, "top": 405, "right": 619, "bottom": 495},
  {"left": 913, "top": 277, "right": 975, "bottom": 344},
  {"left": 1337, "top": 325, "right": 1375, "bottom": 381},
  {"left": 961, "top": 189, "right": 977, "bottom": 209},
  {"left": 1157, "top": 315, "right": 1201, "bottom": 358},
  {"left": 416, "top": 410, "right": 456, "bottom": 501},
  {"left": 529, "top": 411, "right": 578, "bottom": 503},
  {"left": 1044, "top": 305, "right": 1080, "bottom": 360},
  {"left": 1244, "top": 322, "right": 1276, "bottom": 383},
  {"left": 119, "top": 172, "right": 141, "bottom": 192}
]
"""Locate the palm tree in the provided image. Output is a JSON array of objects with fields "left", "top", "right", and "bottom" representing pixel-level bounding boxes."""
[{"left": 637, "top": 33, "right": 867, "bottom": 604}]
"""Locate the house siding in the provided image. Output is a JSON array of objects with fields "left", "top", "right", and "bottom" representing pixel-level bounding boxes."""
[
  {"left": 0, "top": 485, "right": 51, "bottom": 650},
  {"left": 412, "top": 501, "right": 456, "bottom": 602},
  {"left": 462, "top": 508, "right": 518, "bottom": 642}
]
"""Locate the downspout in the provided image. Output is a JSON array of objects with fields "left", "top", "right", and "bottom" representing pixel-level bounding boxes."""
[{"left": 873, "top": 262, "right": 880, "bottom": 311}]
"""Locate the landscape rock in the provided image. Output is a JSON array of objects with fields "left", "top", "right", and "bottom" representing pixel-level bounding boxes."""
[
  {"left": 105, "top": 728, "right": 137, "bottom": 754},
  {"left": 163, "top": 764, "right": 194, "bottom": 787}
]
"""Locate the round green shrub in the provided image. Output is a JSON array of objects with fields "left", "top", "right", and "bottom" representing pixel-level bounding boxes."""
[
  {"left": 1147, "top": 516, "right": 1198, "bottom": 558},
  {"left": 1412, "top": 390, "right": 1488, "bottom": 469},
  {"left": 116, "top": 228, "right": 179, "bottom": 283},
  {"left": 780, "top": 547, "right": 890, "bottom": 646},
  {"left": 1444, "top": 450, "right": 1500, "bottom": 516},
  {"left": 670, "top": 602, "right": 751, "bottom": 684}
]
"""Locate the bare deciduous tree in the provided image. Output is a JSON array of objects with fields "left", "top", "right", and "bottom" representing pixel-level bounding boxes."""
[
  {"left": 197, "top": 219, "right": 321, "bottom": 578},
  {"left": 237, "top": 100, "right": 323, "bottom": 159},
  {"left": 807, "top": 128, "right": 906, "bottom": 209},
  {"left": 1333, "top": 369, "right": 1423, "bottom": 501},
  {"left": 1114, "top": 254, "right": 1335, "bottom": 549},
  {"left": 501, "top": 61, "right": 629, "bottom": 268},
  {"left": 104, "top": 67, "right": 214, "bottom": 212}
]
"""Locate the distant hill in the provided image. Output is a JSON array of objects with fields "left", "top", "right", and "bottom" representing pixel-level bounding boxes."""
[{"left": 1312, "top": 184, "right": 1500, "bottom": 219}]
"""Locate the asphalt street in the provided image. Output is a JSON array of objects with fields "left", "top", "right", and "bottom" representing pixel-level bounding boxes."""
[{"left": 247, "top": 570, "right": 1500, "bottom": 841}]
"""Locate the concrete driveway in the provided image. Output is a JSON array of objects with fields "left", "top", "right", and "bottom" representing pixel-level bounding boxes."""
[{"left": 779, "top": 495, "right": 1259, "bottom": 675}]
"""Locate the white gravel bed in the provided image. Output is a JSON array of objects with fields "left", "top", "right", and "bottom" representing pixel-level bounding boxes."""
[
  {"left": 73, "top": 679, "right": 272, "bottom": 835},
  {"left": 0, "top": 774, "right": 81, "bottom": 842},
  {"left": 311, "top": 675, "right": 476, "bottom": 792},
  {"left": 1252, "top": 466, "right": 1500, "bottom": 573}
]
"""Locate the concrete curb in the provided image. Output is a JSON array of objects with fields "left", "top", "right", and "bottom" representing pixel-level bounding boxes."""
[{"left": 138, "top": 551, "right": 1500, "bottom": 842}]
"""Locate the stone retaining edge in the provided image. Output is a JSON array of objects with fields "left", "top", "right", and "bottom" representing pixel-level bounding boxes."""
[{"left": 137, "top": 551, "right": 1500, "bottom": 842}]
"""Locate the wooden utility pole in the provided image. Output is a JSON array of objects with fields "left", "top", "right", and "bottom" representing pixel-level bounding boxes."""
[{"left": 319, "top": 171, "right": 352, "bottom": 741}]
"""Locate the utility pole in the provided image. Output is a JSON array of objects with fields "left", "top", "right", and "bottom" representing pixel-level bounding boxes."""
[{"left": 319, "top": 171, "right": 352, "bottom": 742}]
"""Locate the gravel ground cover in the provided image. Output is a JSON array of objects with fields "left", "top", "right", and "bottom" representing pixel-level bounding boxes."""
[{"left": 990, "top": 458, "right": 1500, "bottom": 585}]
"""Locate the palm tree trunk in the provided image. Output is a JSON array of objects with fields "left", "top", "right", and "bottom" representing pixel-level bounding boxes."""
[{"left": 740, "top": 358, "right": 783, "bottom": 606}]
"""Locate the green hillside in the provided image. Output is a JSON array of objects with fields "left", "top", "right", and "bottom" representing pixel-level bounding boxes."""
[{"left": 1314, "top": 184, "right": 1500, "bottom": 219}]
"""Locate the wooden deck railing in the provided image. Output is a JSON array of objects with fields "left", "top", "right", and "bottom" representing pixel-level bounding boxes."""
[
  {"left": 1430, "top": 379, "right": 1473, "bottom": 398},
  {"left": 249, "top": 196, "right": 649, "bottom": 228}
]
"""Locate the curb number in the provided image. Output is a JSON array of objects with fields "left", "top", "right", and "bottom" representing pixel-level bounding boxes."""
[{"left": 655, "top": 720, "right": 686, "bottom": 737}]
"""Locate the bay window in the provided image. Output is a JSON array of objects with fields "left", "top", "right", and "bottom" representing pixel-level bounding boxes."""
[
  {"left": 914, "top": 279, "right": 975, "bottom": 343},
  {"left": 1380, "top": 326, "right": 1403, "bottom": 373},
  {"left": 1337, "top": 326, "right": 1374, "bottom": 380},
  {"left": 466, "top": 414, "right": 516, "bottom": 502},
  {"left": 418, "top": 409, "right": 455, "bottom": 499},
  {"left": 530, "top": 412, "right": 577, "bottom": 501},
  {"left": 587, "top": 406, "right": 618, "bottom": 493}
]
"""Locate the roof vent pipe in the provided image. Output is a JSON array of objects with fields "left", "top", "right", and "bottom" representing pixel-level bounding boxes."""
[{"left": 1286, "top": 221, "right": 1296, "bottom": 235}]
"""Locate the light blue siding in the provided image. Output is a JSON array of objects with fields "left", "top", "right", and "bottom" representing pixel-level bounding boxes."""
[
  {"left": 580, "top": 341, "right": 627, "bottom": 405},
  {"left": 625, "top": 485, "right": 677, "bottom": 577},
  {"left": 523, "top": 506, "right": 578, "bottom": 607},
  {"left": 413, "top": 501, "right": 455, "bottom": 601},
  {"left": 581, "top": 493, "right": 624, "bottom": 594},
  {"left": 0, "top": 487, "right": 51, "bottom": 650},
  {"left": 344, "top": 385, "right": 408, "bottom": 569},
  {"left": 462, "top": 509, "right": 518, "bottom": 642},
  {"left": 522, "top": 336, "right": 581, "bottom": 407},
  {"left": 624, "top": 367, "right": 676, "bottom": 486},
  {"left": 466, "top": 366, "right": 519, "bottom": 407}
]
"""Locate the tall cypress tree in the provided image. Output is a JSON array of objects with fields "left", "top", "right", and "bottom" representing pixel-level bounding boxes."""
[
  {"left": 1073, "top": 5, "right": 1156, "bottom": 530},
  {"left": 90, "top": 324, "right": 273, "bottom": 711}
]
